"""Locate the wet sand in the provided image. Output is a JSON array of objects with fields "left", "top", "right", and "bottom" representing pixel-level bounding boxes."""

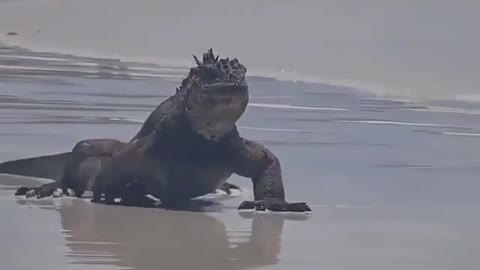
[{"left": 1, "top": 45, "right": 480, "bottom": 269}]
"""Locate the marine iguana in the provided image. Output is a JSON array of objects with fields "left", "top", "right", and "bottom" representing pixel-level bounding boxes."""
[{"left": 0, "top": 49, "right": 311, "bottom": 212}]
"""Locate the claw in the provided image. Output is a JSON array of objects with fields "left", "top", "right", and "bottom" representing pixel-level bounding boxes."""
[
  {"left": 287, "top": 202, "right": 312, "bottom": 212},
  {"left": 238, "top": 200, "right": 256, "bottom": 210},
  {"left": 52, "top": 188, "right": 63, "bottom": 198},
  {"left": 238, "top": 199, "right": 312, "bottom": 213},
  {"left": 66, "top": 188, "right": 76, "bottom": 197},
  {"left": 255, "top": 202, "right": 267, "bottom": 211},
  {"left": 26, "top": 189, "right": 37, "bottom": 198}
]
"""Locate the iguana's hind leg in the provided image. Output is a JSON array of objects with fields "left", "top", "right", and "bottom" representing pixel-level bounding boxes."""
[{"left": 16, "top": 139, "right": 126, "bottom": 199}]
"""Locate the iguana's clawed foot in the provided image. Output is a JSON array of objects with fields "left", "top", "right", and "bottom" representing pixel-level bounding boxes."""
[
  {"left": 238, "top": 199, "right": 312, "bottom": 212},
  {"left": 14, "top": 186, "right": 31, "bottom": 196},
  {"left": 15, "top": 186, "right": 44, "bottom": 198},
  {"left": 52, "top": 188, "right": 63, "bottom": 198},
  {"left": 21, "top": 184, "right": 56, "bottom": 199},
  {"left": 51, "top": 188, "right": 76, "bottom": 198},
  {"left": 65, "top": 188, "right": 76, "bottom": 197},
  {"left": 15, "top": 185, "right": 77, "bottom": 199}
]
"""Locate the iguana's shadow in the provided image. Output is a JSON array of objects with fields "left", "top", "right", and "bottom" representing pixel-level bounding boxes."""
[{"left": 16, "top": 197, "right": 309, "bottom": 270}]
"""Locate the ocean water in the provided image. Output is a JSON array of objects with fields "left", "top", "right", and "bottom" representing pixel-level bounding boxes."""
[
  {"left": 0, "top": 0, "right": 479, "bottom": 101},
  {"left": 1, "top": 1, "right": 480, "bottom": 269}
]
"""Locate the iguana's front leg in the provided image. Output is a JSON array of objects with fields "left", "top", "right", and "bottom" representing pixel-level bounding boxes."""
[{"left": 231, "top": 138, "right": 311, "bottom": 212}]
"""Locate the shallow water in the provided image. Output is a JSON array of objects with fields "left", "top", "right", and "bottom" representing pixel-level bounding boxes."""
[{"left": 1, "top": 45, "right": 480, "bottom": 269}]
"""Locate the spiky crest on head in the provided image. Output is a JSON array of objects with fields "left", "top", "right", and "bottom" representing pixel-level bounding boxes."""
[{"left": 176, "top": 48, "right": 247, "bottom": 96}]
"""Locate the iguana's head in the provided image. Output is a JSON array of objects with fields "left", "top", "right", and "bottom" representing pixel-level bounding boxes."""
[{"left": 179, "top": 48, "right": 249, "bottom": 140}]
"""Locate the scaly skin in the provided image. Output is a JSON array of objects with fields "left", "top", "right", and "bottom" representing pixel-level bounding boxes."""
[{"left": 1, "top": 49, "right": 311, "bottom": 212}]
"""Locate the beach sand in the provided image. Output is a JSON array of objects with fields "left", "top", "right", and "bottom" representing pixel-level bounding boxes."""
[{"left": 1, "top": 45, "right": 480, "bottom": 270}]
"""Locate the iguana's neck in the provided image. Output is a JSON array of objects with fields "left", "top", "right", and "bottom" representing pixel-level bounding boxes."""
[{"left": 189, "top": 118, "right": 237, "bottom": 141}]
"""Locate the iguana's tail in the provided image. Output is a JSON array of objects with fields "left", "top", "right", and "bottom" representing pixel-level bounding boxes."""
[{"left": 0, "top": 152, "right": 72, "bottom": 182}]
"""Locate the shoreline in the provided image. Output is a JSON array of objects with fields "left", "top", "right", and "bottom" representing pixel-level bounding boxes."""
[
  {"left": 2, "top": 39, "right": 479, "bottom": 117},
  {"left": 0, "top": 39, "right": 447, "bottom": 106},
  {"left": 3, "top": 36, "right": 478, "bottom": 108}
]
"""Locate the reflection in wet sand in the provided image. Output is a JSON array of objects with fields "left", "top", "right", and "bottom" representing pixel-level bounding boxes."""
[{"left": 16, "top": 198, "right": 307, "bottom": 270}]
